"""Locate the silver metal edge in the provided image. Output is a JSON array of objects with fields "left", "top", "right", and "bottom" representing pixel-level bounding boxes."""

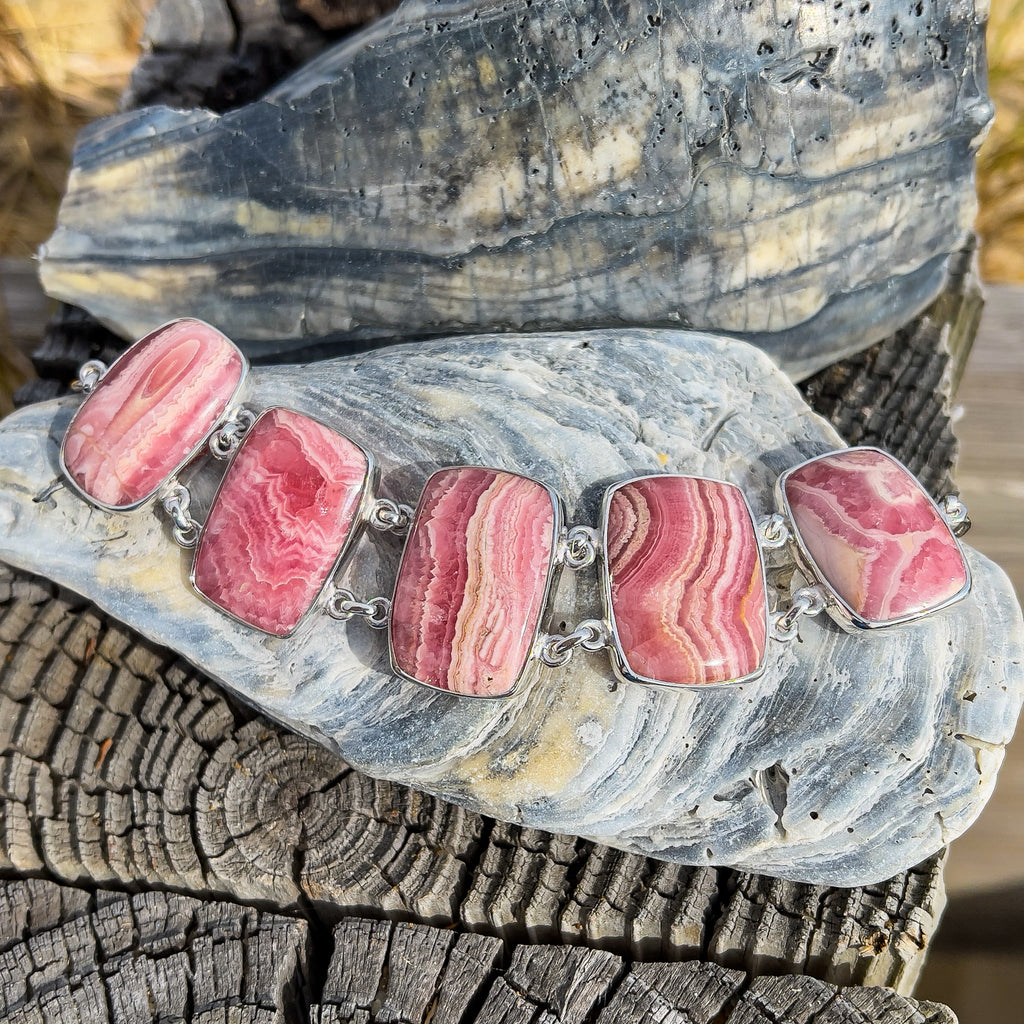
[
  {"left": 58, "top": 318, "right": 251, "bottom": 512},
  {"left": 775, "top": 446, "right": 973, "bottom": 632},
  {"left": 598, "top": 473, "right": 770, "bottom": 689},
  {"left": 188, "top": 408, "right": 376, "bottom": 639},
  {"left": 387, "top": 466, "right": 565, "bottom": 700}
]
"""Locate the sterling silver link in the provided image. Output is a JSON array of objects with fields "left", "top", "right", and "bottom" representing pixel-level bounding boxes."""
[
  {"left": 327, "top": 587, "right": 392, "bottom": 628},
  {"left": 539, "top": 619, "right": 610, "bottom": 668},
  {"left": 771, "top": 585, "right": 827, "bottom": 642},
  {"left": 160, "top": 484, "right": 201, "bottom": 548},
  {"left": 368, "top": 498, "right": 414, "bottom": 535},
  {"left": 209, "top": 407, "right": 257, "bottom": 458},
  {"left": 562, "top": 525, "right": 600, "bottom": 570},
  {"left": 940, "top": 493, "right": 971, "bottom": 537},
  {"left": 757, "top": 512, "right": 792, "bottom": 549},
  {"left": 70, "top": 359, "right": 108, "bottom": 394}
]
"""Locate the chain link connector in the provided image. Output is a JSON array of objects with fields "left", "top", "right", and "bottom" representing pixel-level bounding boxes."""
[
  {"left": 70, "top": 359, "right": 108, "bottom": 394},
  {"left": 561, "top": 525, "right": 600, "bottom": 570},
  {"left": 757, "top": 513, "right": 792, "bottom": 549},
  {"left": 940, "top": 494, "right": 971, "bottom": 537},
  {"left": 539, "top": 619, "right": 610, "bottom": 668},
  {"left": 326, "top": 587, "right": 392, "bottom": 628},
  {"left": 160, "top": 484, "right": 201, "bottom": 548},
  {"left": 771, "top": 586, "right": 827, "bottom": 642},
  {"left": 368, "top": 498, "right": 414, "bottom": 535},
  {"left": 209, "top": 408, "right": 257, "bottom": 459}
]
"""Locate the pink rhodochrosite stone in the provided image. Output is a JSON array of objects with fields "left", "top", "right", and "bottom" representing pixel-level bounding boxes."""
[
  {"left": 62, "top": 319, "right": 244, "bottom": 508},
  {"left": 390, "top": 467, "right": 557, "bottom": 697},
  {"left": 783, "top": 448, "right": 969, "bottom": 625},
  {"left": 605, "top": 476, "right": 767, "bottom": 686},
  {"left": 192, "top": 408, "right": 369, "bottom": 636}
]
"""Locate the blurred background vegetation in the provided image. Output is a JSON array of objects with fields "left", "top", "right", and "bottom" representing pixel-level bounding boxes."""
[
  {"left": 0, "top": 0, "right": 149, "bottom": 260},
  {"left": 976, "top": 0, "right": 1024, "bottom": 281},
  {"left": 0, "top": 0, "right": 152, "bottom": 412}
]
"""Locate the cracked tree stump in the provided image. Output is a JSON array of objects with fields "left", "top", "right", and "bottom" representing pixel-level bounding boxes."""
[
  {"left": 0, "top": 0, "right": 988, "bottom": 1019},
  {"left": 0, "top": 877, "right": 959, "bottom": 1023}
]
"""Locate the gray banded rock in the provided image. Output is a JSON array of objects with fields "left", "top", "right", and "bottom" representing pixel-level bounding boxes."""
[
  {"left": 0, "top": 328, "right": 1020, "bottom": 888},
  {"left": 39, "top": 0, "right": 992, "bottom": 378}
]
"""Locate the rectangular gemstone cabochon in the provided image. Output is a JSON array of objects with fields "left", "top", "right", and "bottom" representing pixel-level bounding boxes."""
[
  {"left": 192, "top": 408, "right": 369, "bottom": 636},
  {"left": 605, "top": 476, "right": 767, "bottom": 686},
  {"left": 62, "top": 319, "right": 244, "bottom": 509},
  {"left": 782, "top": 448, "right": 969, "bottom": 625},
  {"left": 390, "top": 468, "right": 556, "bottom": 697}
]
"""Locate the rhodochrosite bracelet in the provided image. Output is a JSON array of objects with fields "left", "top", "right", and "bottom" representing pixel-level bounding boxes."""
[{"left": 59, "top": 319, "right": 973, "bottom": 698}]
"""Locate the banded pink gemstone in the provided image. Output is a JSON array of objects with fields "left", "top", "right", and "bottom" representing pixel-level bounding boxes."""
[
  {"left": 390, "top": 468, "right": 557, "bottom": 697},
  {"left": 605, "top": 476, "right": 767, "bottom": 686},
  {"left": 192, "top": 408, "right": 369, "bottom": 636},
  {"left": 61, "top": 319, "right": 244, "bottom": 509},
  {"left": 782, "top": 448, "right": 969, "bottom": 625}
]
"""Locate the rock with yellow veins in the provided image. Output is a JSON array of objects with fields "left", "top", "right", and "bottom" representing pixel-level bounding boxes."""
[
  {"left": 0, "top": 329, "right": 1021, "bottom": 886},
  {"left": 40, "top": 0, "right": 991, "bottom": 378}
]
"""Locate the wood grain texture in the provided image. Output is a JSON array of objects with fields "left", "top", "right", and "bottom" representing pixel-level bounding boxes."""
[
  {"left": 797, "top": 245, "right": 982, "bottom": 499},
  {"left": 0, "top": 564, "right": 950, "bottom": 998},
  {"left": 0, "top": 876, "right": 957, "bottom": 1023},
  {"left": 0, "top": 879, "right": 311, "bottom": 1021}
]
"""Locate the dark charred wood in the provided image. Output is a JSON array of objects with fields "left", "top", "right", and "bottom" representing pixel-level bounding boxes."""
[{"left": 0, "top": 877, "right": 956, "bottom": 1022}]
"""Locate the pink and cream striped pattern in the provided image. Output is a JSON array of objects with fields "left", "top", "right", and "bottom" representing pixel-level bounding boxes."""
[
  {"left": 192, "top": 408, "right": 369, "bottom": 636},
  {"left": 61, "top": 319, "right": 244, "bottom": 509},
  {"left": 389, "top": 467, "right": 557, "bottom": 696},
  {"left": 604, "top": 475, "right": 767, "bottom": 686},
  {"left": 782, "top": 448, "right": 969, "bottom": 625}
]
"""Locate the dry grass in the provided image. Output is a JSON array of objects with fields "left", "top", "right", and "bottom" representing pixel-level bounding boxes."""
[
  {"left": 978, "top": 0, "right": 1024, "bottom": 283},
  {"left": 0, "top": 0, "right": 152, "bottom": 410},
  {"left": 0, "top": 0, "right": 151, "bottom": 258}
]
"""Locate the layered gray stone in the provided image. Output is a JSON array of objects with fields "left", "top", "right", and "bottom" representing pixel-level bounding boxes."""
[
  {"left": 39, "top": 0, "right": 991, "bottom": 378},
  {"left": 0, "top": 329, "right": 1020, "bottom": 886}
]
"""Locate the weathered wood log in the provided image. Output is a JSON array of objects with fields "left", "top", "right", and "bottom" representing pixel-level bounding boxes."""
[
  {"left": 0, "top": 563, "right": 947, "bottom": 992},
  {"left": 0, "top": 876, "right": 957, "bottom": 1022},
  {"left": 124, "top": 0, "right": 350, "bottom": 113},
  {"left": 0, "top": 879, "right": 312, "bottom": 1020},
  {"left": 798, "top": 244, "right": 982, "bottom": 499}
]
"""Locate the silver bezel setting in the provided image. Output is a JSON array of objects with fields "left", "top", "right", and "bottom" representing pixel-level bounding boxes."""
[
  {"left": 189, "top": 407, "right": 378, "bottom": 639},
  {"left": 59, "top": 318, "right": 250, "bottom": 512},
  {"left": 388, "top": 466, "right": 565, "bottom": 699},
  {"left": 598, "top": 473, "right": 770, "bottom": 689},
  {"left": 775, "top": 446, "right": 973, "bottom": 632}
]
